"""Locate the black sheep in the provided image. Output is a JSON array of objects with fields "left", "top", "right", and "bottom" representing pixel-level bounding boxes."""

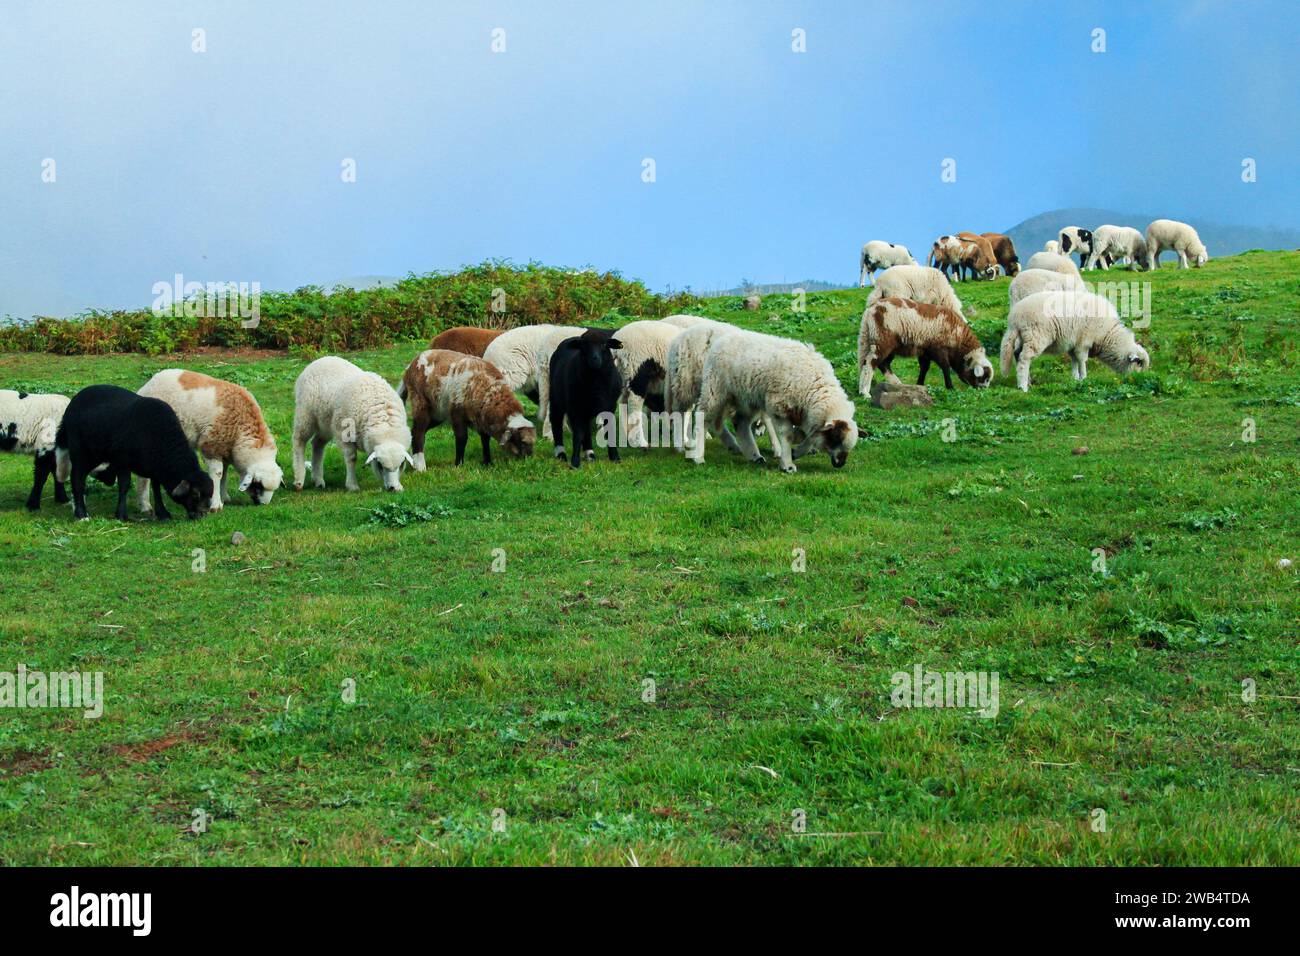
[
  {"left": 56, "top": 385, "right": 214, "bottom": 521},
  {"left": 547, "top": 330, "right": 624, "bottom": 469}
]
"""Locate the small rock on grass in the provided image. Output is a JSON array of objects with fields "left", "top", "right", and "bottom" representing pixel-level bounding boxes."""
[{"left": 231, "top": 531, "right": 246, "bottom": 545}]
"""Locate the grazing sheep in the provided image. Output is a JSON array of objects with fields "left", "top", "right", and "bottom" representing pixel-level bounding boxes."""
[
  {"left": 980, "top": 233, "right": 1021, "bottom": 277},
  {"left": 135, "top": 370, "right": 282, "bottom": 514},
  {"left": 0, "top": 389, "right": 72, "bottom": 510},
  {"left": 429, "top": 326, "right": 504, "bottom": 357},
  {"left": 859, "top": 240, "right": 917, "bottom": 287},
  {"left": 867, "top": 264, "right": 965, "bottom": 317},
  {"left": 1008, "top": 268, "right": 1088, "bottom": 306},
  {"left": 548, "top": 329, "right": 624, "bottom": 469},
  {"left": 927, "top": 235, "right": 965, "bottom": 280},
  {"left": 954, "top": 232, "right": 1000, "bottom": 280},
  {"left": 697, "top": 330, "right": 858, "bottom": 473},
  {"left": 291, "top": 356, "right": 412, "bottom": 492},
  {"left": 664, "top": 320, "right": 779, "bottom": 462},
  {"left": 1000, "top": 289, "right": 1150, "bottom": 392},
  {"left": 1058, "top": 227, "right": 1094, "bottom": 269},
  {"left": 400, "top": 349, "right": 535, "bottom": 467},
  {"left": 1025, "top": 251, "right": 1081, "bottom": 276},
  {"left": 1085, "top": 225, "right": 1150, "bottom": 271},
  {"left": 610, "top": 319, "right": 682, "bottom": 447},
  {"left": 1044, "top": 240, "right": 1061, "bottom": 254},
  {"left": 482, "top": 324, "right": 567, "bottom": 400},
  {"left": 1146, "top": 219, "right": 1209, "bottom": 270},
  {"left": 858, "top": 297, "right": 993, "bottom": 394},
  {"left": 55, "top": 385, "right": 213, "bottom": 521}
]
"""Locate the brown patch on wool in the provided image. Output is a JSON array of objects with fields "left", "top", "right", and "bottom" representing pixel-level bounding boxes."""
[
  {"left": 866, "top": 298, "right": 985, "bottom": 388},
  {"left": 177, "top": 370, "right": 275, "bottom": 457},
  {"left": 403, "top": 348, "right": 534, "bottom": 463},
  {"left": 429, "top": 327, "right": 504, "bottom": 357}
]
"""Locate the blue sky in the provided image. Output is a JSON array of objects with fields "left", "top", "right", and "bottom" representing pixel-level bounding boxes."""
[{"left": 2, "top": 0, "right": 1296, "bottom": 317}]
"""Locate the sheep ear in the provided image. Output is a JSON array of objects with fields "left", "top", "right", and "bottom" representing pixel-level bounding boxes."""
[
  {"left": 606, "top": 338, "right": 623, "bottom": 350},
  {"left": 365, "top": 451, "right": 379, "bottom": 465},
  {"left": 239, "top": 472, "right": 254, "bottom": 492},
  {"left": 171, "top": 480, "right": 191, "bottom": 497}
]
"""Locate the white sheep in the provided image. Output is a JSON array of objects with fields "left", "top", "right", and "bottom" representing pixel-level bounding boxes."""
[
  {"left": 697, "top": 330, "right": 858, "bottom": 473},
  {"left": 291, "top": 356, "right": 412, "bottom": 491},
  {"left": 859, "top": 240, "right": 917, "bottom": 287},
  {"left": 608, "top": 319, "right": 684, "bottom": 448},
  {"left": 999, "top": 289, "right": 1150, "bottom": 391},
  {"left": 1024, "top": 251, "right": 1081, "bottom": 276},
  {"left": 135, "top": 369, "right": 283, "bottom": 513},
  {"left": 481, "top": 323, "right": 566, "bottom": 396},
  {"left": 0, "top": 389, "right": 70, "bottom": 509},
  {"left": 1044, "top": 240, "right": 1061, "bottom": 254},
  {"left": 661, "top": 314, "right": 710, "bottom": 329},
  {"left": 867, "top": 264, "right": 965, "bottom": 317},
  {"left": 1085, "top": 225, "right": 1150, "bottom": 270},
  {"left": 1146, "top": 219, "right": 1208, "bottom": 270},
  {"left": 1008, "top": 268, "right": 1088, "bottom": 306}
]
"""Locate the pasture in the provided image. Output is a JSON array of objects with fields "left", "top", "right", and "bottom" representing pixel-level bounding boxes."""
[{"left": 1, "top": 251, "right": 1297, "bottom": 865}]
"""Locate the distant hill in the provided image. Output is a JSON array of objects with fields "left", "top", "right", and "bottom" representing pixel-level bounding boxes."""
[
  {"left": 1005, "top": 208, "right": 1300, "bottom": 259},
  {"left": 696, "top": 279, "right": 851, "bottom": 299}
]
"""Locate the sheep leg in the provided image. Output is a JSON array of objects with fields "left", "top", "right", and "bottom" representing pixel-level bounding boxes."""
[
  {"left": 881, "top": 357, "right": 904, "bottom": 386},
  {"left": 1178, "top": 250, "right": 1189, "bottom": 269},
  {"left": 480, "top": 432, "right": 492, "bottom": 466},
  {"left": 291, "top": 414, "right": 312, "bottom": 490},
  {"left": 940, "top": 361, "right": 954, "bottom": 390},
  {"left": 762, "top": 414, "right": 782, "bottom": 459},
  {"left": 581, "top": 425, "right": 597, "bottom": 462},
  {"left": 410, "top": 412, "right": 430, "bottom": 472},
  {"left": 774, "top": 417, "right": 798, "bottom": 474},
  {"left": 114, "top": 467, "right": 131, "bottom": 522},
  {"left": 734, "top": 413, "right": 764, "bottom": 464},
  {"left": 151, "top": 478, "right": 172, "bottom": 520},
  {"left": 71, "top": 463, "right": 90, "bottom": 521},
  {"left": 917, "top": 355, "right": 931, "bottom": 385},
  {"left": 136, "top": 476, "right": 153, "bottom": 514},
  {"left": 342, "top": 442, "right": 360, "bottom": 491},
  {"left": 452, "top": 416, "right": 469, "bottom": 467},
  {"left": 205, "top": 457, "right": 225, "bottom": 512},
  {"left": 1076, "top": 346, "right": 1090, "bottom": 380},
  {"left": 311, "top": 437, "right": 328, "bottom": 488},
  {"left": 220, "top": 465, "right": 234, "bottom": 504},
  {"left": 27, "top": 451, "right": 55, "bottom": 511},
  {"left": 625, "top": 389, "right": 648, "bottom": 448},
  {"left": 1016, "top": 348, "right": 1038, "bottom": 392},
  {"left": 569, "top": 419, "right": 587, "bottom": 469},
  {"left": 538, "top": 372, "right": 553, "bottom": 441}
]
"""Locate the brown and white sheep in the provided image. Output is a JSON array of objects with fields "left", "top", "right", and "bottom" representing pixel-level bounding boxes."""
[
  {"left": 980, "top": 232, "right": 1021, "bottom": 277},
  {"left": 429, "top": 326, "right": 504, "bottom": 357},
  {"left": 858, "top": 297, "right": 994, "bottom": 394},
  {"left": 400, "top": 349, "right": 535, "bottom": 467},
  {"left": 954, "top": 232, "right": 1000, "bottom": 280}
]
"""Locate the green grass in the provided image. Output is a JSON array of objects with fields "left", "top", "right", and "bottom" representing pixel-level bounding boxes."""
[{"left": 1, "top": 252, "right": 1298, "bottom": 865}]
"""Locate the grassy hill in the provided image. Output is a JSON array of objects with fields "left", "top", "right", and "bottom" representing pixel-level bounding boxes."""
[{"left": 1, "top": 252, "right": 1297, "bottom": 864}]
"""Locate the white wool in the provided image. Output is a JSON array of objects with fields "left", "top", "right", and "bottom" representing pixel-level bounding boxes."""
[
  {"left": 1024, "top": 251, "right": 1081, "bottom": 277},
  {"left": 867, "top": 264, "right": 965, "bottom": 318},
  {"left": 1086, "top": 225, "right": 1149, "bottom": 270},
  {"left": 664, "top": 320, "right": 741, "bottom": 417},
  {"left": 859, "top": 240, "right": 916, "bottom": 287},
  {"left": 697, "top": 329, "right": 858, "bottom": 473},
  {"left": 135, "top": 369, "right": 282, "bottom": 511},
  {"left": 1044, "top": 240, "right": 1060, "bottom": 254},
  {"left": 0, "top": 390, "right": 68, "bottom": 456},
  {"left": 291, "top": 356, "right": 412, "bottom": 491},
  {"left": 482, "top": 324, "right": 566, "bottom": 393},
  {"left": 1008, "top": 268, "right": 1088, "bottom": 306},
  {"left": 1000, "top": 289, "right": 1150, "bottom": 391},
  {"left": 1145, "top": 219, "right": 1208, "bottom": 269},
  {"left": 1057, "top": 226, "right": 1093, "bottom": 263},
  {"left": 660, "top": 314, "right": 711, "bottom": 329}
]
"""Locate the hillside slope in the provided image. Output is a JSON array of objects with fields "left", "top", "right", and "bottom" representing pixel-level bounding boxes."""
[{"left": 1005, "top": 208, "right": 1300, "bottom": 259}]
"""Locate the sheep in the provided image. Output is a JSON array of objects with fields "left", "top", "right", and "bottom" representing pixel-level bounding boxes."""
[
  {"left": 0, "top": 389, "right": 70, "bottom": 510},
  {"left": 1008, "top": 268, "right": 1088, "bottom": 306},
  {"left": 1044, "top": 240, "right": 1061, "bottom": 254},
  {"left": 429, "top": 326, "right": 504, "bottom": 357},
  {"left": 859, "top": 240, "right": 917, "bottom": 287},
  {"left": 954, "top": 232, "right": 1000, "bottom": 280},
  {"left": 927, "top": 235, "right": 964, "bottom": 280},
  {"left": 135, "top": 369, "right": 282, "bottom": 514},
  {"left": 1024, "top": 251, "right": 1081, "bottom": 276},
  {"left": 663, "top": 319, "right": 780, "bottom": 462},
  {"left": 1058, "top": 226, "right": 1094, "bottom": 269},
  {"left": 481, "top": 323, "right": 567, "bottom": 400},
  {"left": 1146, "top": 219, "right": 1209, "bottom": 270},
  {"left": 980, "top": 232, "right": 1021, "bottom": 277},
  {"left": 547, "top": 329, "right": 624, "bottom": 469},
  {"left": 867, "top": 264, "right": 965, "bottom": 317},
  {"left": 999, "top": 289, "right": 1150, "bottom": 392},
  {"left": 400, "top": 349, "right": 535, "bottom": 467},
  {"left": 609, "top": 319, "right": 683, "bottom": 448},
  {"left": 1084, "top": 225, "right": 1149, "bottom": 271},
  {"left": 857, "top": 297, "right": 994, "bottom": 394},
  {"left": 697, "top": 330, "right": 858, "bottom": 473},
  {"left": 291, "top": 356, "right": 412, "bottom": 492},
  {"left": 55, "top": 385, "right": 214, "bottom": 521}
]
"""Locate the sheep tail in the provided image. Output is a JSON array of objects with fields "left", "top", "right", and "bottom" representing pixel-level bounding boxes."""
[
  {"left": 999, "top": 326, "right": 1020, "bottom": 378},
  {"left": 396, "top": 378, "right": 407, "bottom": 402}
]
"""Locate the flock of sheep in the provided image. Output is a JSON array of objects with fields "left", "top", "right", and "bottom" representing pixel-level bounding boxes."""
[{"left": 0, "top": 215, "right": 1198, "bottom": 519}]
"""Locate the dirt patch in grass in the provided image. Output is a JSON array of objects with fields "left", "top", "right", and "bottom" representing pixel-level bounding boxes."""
[{"left": 0, "top": 748, "right": 53, "bottom": 776}]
